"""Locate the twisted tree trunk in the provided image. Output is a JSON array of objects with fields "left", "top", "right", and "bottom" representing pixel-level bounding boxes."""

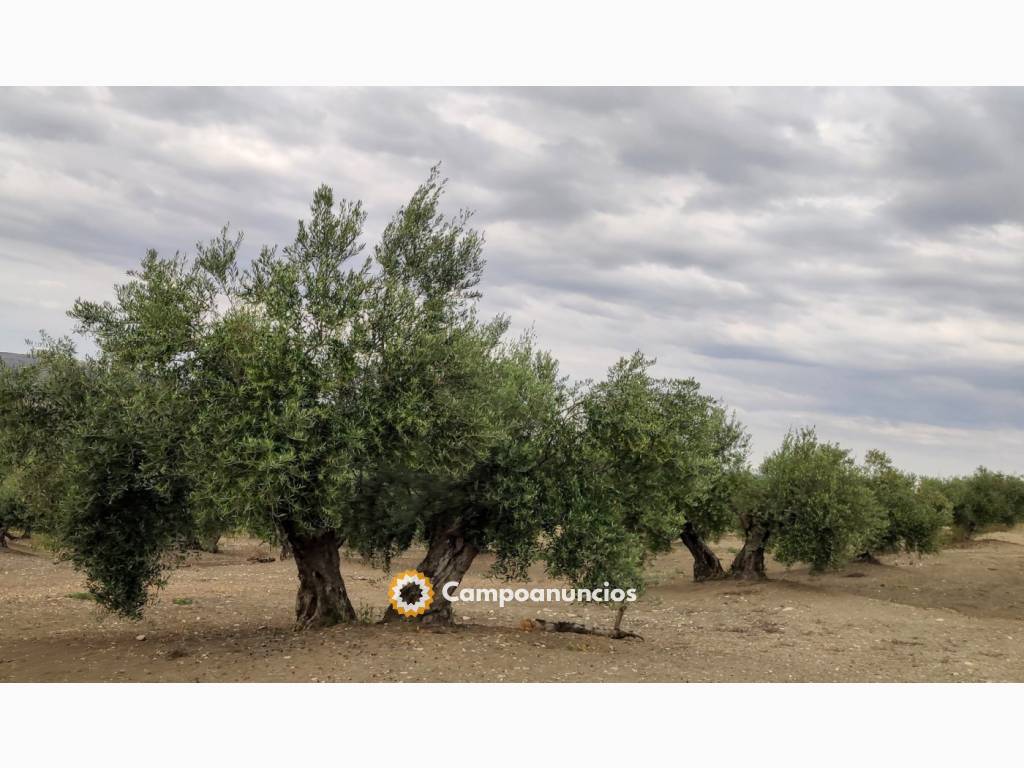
[
  {"left": 290, "top": 531, "right": 356, "bottom": 628},
  {"left": 382, "top": 519, "right": 479, "bottom": 626},
  {"left": 679, "top": 521, "right": 726, "bottom": 582},
  {"left": 730, "top": 521, "right": 768, "bottom": 580}
]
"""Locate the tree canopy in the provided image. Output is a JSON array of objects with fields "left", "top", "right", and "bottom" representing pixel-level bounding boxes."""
[{"left": 733, "top": 428, "right": 885, "bottom": 576}]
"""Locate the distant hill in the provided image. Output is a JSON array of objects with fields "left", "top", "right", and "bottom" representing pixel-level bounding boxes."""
[{"left": 0, "top": 352, "right": 35, "bottom": 369}]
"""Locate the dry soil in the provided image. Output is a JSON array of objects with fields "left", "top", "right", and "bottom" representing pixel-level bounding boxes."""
[{"left": 1, "top": 528, "right": 1022, "bottom": 682}]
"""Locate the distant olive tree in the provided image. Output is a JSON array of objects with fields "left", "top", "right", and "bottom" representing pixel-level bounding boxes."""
[
  {"left": 943, "top": 467, "right": 1024, "bottom": 540},
  {"left": 859, "top": 449, "right": 951, "bottom": 559},
  {"left": 731, "top": 428, "right": 885, "bottom": 578},
  {"left": 0, "top": 340, "right": 88, "bottom": 550}
]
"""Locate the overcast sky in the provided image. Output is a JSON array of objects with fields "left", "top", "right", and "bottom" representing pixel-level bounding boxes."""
[{"left": 1, "top": 87, "right": 1021, "bottom": 476}]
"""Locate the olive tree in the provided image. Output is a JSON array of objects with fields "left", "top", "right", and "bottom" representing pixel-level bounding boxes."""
[
  {"left": 55, "top": 362, "right": 194, "bottom": 615},
  {"left": 540, "top": 354, "right": 662, "bottom": 637},
  {"left": 0, "top": 470, "right": 28, "bottom": 547},
  {"left": 291, "top": 166, "right": 572, "bottom": 627},
  {"left": 728, "top": 467, "right": 769, "bottom": 577},
  {"left": 731, "top": 428, "right": 885, "bottom": 578},
  {"left": 62, "top": 233, "right": 241, "bottom": 615},
  {"left": 0, "top": 339, "right": 88, "bottom": 548},
  {"left": 354, "top": 329, "right": 566, "bottom": 626},
  {"left": 944, "top": 467, "right": 1024, "bottom": 539},
  {"left": 663, "top": 380, "right": 749, "bottom": 581},
  {"left": 541, "top": 354, "right": 744, "bottom": 636},
  {"left": 183, "top": 171, "right": 493, "bottom": 627},
  {"left": 859, "top": 449, "right": 951, "bottom": 559},
  {"left": 180, "top": 190, "right": 373, "bottom": 627},
  {"left": 0, "top": 338, "right": 193, "bottom": 615},
  {"left": 29, "top": 169, "right": 498, "bottom": 627}
]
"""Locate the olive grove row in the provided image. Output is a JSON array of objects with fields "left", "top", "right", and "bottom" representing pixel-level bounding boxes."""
[{"left": 2, "top": 172, "right": 1022, "bottom": 636}]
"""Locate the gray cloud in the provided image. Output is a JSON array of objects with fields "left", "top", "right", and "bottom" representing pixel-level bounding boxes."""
[{"left": 0, "top": 86, "right": 1021, "bottom": 476}]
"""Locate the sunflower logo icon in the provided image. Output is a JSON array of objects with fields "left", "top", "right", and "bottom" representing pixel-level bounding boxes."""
[{"left": 388, "top": 570, "right": 435, "bottom": 618}]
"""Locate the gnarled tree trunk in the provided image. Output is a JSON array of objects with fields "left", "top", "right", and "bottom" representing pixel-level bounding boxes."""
[
  {"left": 290, "top": 531, "right": 356, "bottom": 628},
  {"left": 680, "top": 521, "right": 725, "bottom": 582},
  {"left": 730, "top": 521, "right": 768, "bottom": 580},
  {"left": 383, "top": 519, "right": 479, "bottom": 626}
]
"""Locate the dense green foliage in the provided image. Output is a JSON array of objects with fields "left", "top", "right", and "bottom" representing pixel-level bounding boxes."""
[
  {"left": 862, "top": 449, "right": 951, "bottom": 555},
  {"left": 756, "top": 428, "right": 884, "bottom": 572},
  {"left": 0, "top": 339, "right": 84, "bottom": 520},
  {"left": 185, "top": 193, "right": 373, "bottom": 549},
  {"left": 53, "top": 363, "right": 194, "bottom": 615},
  {"left": 332, "top": 176, "right": 566, "bottom": 579},
  {"left": 664, "top": 379, "right": 749, "bottom": 545},
  {"left": 543, "top": 354, "right": 749, "bottom": 598},
  {"left": 1, "top": 341, "right": 194, "bottom": 614},
  {"left": 351, "top": 330, "right": 566, "bottom": 577},
  {"left": 938, "top": 467, "right": 1024, "bottom": 539},
  {"left": 0, "top": 469, "right": 29, "bottom": 544},
  {"left": 544, "top": 354, "right": 669, "bottom": 596}
]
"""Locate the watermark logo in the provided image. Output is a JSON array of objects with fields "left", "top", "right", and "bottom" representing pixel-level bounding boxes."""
[
  {"left": 442, "top": 582, "right": 637, "bottom": 608},
  {"left": 388, "top": 570, "right": 435, "bottom": 618}
]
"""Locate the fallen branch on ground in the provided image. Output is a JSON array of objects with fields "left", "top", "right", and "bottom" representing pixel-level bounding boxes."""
[{"left": 521, "top": 606, "right": 643, "bottom": 640}]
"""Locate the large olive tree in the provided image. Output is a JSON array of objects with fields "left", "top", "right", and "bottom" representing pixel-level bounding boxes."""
[
  {"left": 186, "top": 171, "right": 494, "bottom": 627},
  {"left": 28, "top": 170, "right": 501, "bottom": 627}
]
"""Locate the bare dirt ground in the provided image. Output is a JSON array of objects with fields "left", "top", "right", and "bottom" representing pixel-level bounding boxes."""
[{"left": 2, "top": 528, "right": 1022, "bottom": 682}]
